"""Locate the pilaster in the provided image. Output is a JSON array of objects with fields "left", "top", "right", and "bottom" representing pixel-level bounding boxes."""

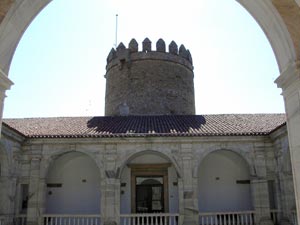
[
  {"left": 0, "top": 176, "right": 17, "bottom": 215},
  {"left": 181, "top": 144, "right": 198, "bottom": 225},
  {"left": 103, "top": 144, "right": 119, "bottom": 225},
  {"left": 252, "top": 143, "right": 273, "bottom": 225},
  {"left": 274, "top": 139, "right": 295, "bottom": 224},
  {"left": 27, "top": 154, "right": 43, "bottom": 225},
  {"left": 275, "top": 60, "right": 300, "bottom": 224}
]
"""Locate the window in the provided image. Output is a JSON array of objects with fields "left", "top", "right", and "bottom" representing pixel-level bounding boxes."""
[{"left": 20, "top": 184, "right": 29, "bottom": 214}]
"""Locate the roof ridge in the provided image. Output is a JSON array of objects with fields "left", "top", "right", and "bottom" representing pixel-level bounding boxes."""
[
  {"left": 2, "top": 113, "right": 286, "bottom": 119},
  {"left": 2, "top": 114, "right": 286, "bottom": 139}
]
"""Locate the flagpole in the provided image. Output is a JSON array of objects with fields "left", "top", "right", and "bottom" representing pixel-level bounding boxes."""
[{"left": 115, "top": 14, "right": 118, "bottom": 47}]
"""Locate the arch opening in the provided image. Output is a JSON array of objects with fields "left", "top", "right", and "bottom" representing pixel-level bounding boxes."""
[
  {"left": 45, "top": 151, "right": 101, "bottom": 214},
  {"left": 198, "top": 150, "right": 253, "bottom": 212},
  {"left": 2, "top": 0, "right": 289, "bottom": 118},
  {"left": 0, "top": 0, "right": 298, "bottom": 221},
  {"left": 120, "top": 152, "right": 179, "bottom": 214}
]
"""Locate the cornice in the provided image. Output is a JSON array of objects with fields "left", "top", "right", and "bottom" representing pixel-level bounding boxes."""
[
  {"left": 275, "top": 60, "right": 300, "bottom": 91},
  {"left": 0, "top": 67, "right": 13, "bottom": 92}
]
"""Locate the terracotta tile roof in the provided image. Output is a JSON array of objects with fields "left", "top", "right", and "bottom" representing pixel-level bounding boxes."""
[{"left": 2, "top": 114, "right": 286, "bottom": 138}]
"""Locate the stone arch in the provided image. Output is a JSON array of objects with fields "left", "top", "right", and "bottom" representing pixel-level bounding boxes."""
[
  {"left": 0, "top": 0, "right": 52, "bottom": 74},
  {"left": 195, "top": 148, "right": 254, "bottom": 177},
  {"left": 42, "top": 149, "right": 105, "bottom": 180},
  {"left": 119, "top": 150, "right": 181, "bottom": 214},
  {"left": 0, "top": 0, "right": 298, "bottom": 218},
  {"left": 197, "top": 149, "right": 253, "bottom": 212},
  {"left": 236, "top": 0, "right": 297, "bottom": 71},
  {"left": 118, "top": 149, "right": 182, "bottom": 179},
  {"left": 0, "top": 0, "right": 296, "bottom": 77},
  {"left": 45, "top": 151, "right": 102, "bottom": 214}
]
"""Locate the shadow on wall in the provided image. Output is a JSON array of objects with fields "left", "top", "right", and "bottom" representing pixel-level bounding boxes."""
[{"left": 87, "top": 115, "right": 206, "bottom": 135}]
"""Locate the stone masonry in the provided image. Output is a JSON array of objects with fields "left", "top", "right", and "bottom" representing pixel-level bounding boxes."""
[{"left": 105, "top": 38, "right": 195, "bottom": 116}]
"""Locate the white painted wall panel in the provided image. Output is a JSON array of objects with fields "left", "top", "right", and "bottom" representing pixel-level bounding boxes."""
[
  {"left": 46, "top": 152, "right": 101, "bottom": 214},
  {"left": 198, "top": 150, "right": 253, "bottom": 212}
]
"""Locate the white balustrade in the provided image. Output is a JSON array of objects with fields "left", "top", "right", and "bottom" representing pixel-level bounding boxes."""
[
  {"left": 199, "top": 211, "right": 255, "bottom": 225},
  {"left": 14, "top": 214, "right": 27, "bottom": 225},
  {"left": 0, "top": 215, "right": 17, "bottom": 225},
  {"left": 42, "top": 215, "right": 101, "bottom": 225},
  {"left": 120, "top": 213, "right": 179, "bottom": 225}
]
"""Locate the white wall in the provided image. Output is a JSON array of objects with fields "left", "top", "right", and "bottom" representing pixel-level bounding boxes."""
[
  {"left": 198, "top": 150, "right": 252, "bottom": 212},
  {"left": 46, "top": 152, "right": 101, "bottom": 214}
]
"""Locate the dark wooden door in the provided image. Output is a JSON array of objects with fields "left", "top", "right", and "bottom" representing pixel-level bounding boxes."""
[{"left": 136, "top": 177, "right": 164, "bottom": 213}]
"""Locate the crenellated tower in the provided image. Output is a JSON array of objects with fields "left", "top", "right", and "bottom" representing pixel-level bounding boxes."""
[{"left": 104, "top": 38, "right": 195, "bottom": 116}]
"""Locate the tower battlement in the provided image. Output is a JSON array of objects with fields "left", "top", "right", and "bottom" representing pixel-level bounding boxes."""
[
  {"left": 106, "top": 38, "right": 193, "bottom": 71},
  {"left": 104, "top": 38, "right": 195, "bottom": 116}
]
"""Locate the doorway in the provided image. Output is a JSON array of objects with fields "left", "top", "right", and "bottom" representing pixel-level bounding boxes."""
[
  {"left": 136, "top": 176, "right": 164, "bottom": 213},
  {"left": 129, "top": 163, "right": 170, "bottom": 213}
]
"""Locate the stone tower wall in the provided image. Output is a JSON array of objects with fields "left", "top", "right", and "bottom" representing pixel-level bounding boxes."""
[{"left": 104, "top": 38, "right": 195, "bottom": 116}]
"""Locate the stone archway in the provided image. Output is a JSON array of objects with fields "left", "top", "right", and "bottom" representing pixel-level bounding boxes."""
[
  {"left": 198, "top": 150, "right": 253, "bottom": 212},
  {"left": 119, "top": 151, "right": 179, "bottom": 214},
  {"left": 0, "top": 0, "right": 296, "bottom": 76},
  {"left": 0, "top": 0, "right": 300, "bottom": 221},
  {"left": 45, "top": 151, "right": 101, "bottom": 214}
]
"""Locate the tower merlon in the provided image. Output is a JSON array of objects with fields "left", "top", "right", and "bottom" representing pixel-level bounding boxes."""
[{"left": 106, "top": 38, "right": 193, "bottom": 71}]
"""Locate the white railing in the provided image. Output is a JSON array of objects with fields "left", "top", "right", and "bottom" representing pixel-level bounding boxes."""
[
  {"left": 14, "top": 214, "right": 27, "bottom": 225},
  {"left": 199, "top": 211, "right": 255, "bottom": 225},
  {"left": 42, "top": 215, "right": 101, "bottom": 225},
  {"left": 0, "top": 214, "right": 20, "bottom": 225},
  {"left": 120, "top": 213, "right": 179, "bottom": 225}
]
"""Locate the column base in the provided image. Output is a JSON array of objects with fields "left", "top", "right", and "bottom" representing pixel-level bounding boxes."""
[
  {"left": 104, "top": 221, "right": 117, "bottom": 225},
  {"left": 182, "top": 212, "right": 198, "bottom": 225},
  {"left": 280, "top": 217, "right": 292, "bottom": 225},
  {"left": 259, "top": 217, "right": 274, "bottom": 225},
  {"left": 26, "top": 222, "right": 39, "bottom": 225},
  {"left": 183, "top": 219, "right": 197, "bottom": 225}
]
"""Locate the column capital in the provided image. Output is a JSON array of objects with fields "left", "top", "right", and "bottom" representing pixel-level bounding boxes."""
[
  {"left": 275, "top": 60, "right": 300, "bottom": 94},
  {"left": 0, "top": 67, "right": 13, "bottom": 92},
  {"left": 181, "top": 143, "right": 193, "bottom": 157},
  {"left": 30, "top": 156, "right": 42, "bottom": 162}
]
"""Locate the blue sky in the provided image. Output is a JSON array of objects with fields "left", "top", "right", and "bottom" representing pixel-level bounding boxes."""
[{"left": 3, "top": 0, "right": 285, "bottom": 118}]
